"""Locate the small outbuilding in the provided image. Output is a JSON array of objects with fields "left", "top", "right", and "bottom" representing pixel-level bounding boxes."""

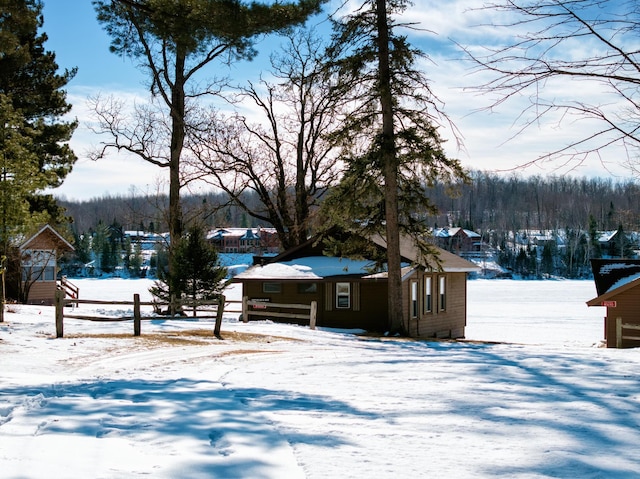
[
  {"left": 587, "top": 259, "right": 640, "bottom": 348},
  {"left": 234, "top": 234, "right": 479, "bottom": 338},
  {"left": 18, "top": 224, "right": 75, "bottom": 305}
]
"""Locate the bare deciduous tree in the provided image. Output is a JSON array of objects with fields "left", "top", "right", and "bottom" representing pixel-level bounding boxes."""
[
  {"left": 462, "top": 0, "right": 640, "bottom": 174},
  {"left": 187, "top": 29, "right": 344, "bottom": 250}
]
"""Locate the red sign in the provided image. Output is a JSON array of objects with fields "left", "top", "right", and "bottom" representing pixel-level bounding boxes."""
[
  {"left": 602, "top": 300, "right": 617, "bottom": 308},
  {"left": 251, "top": 298, "right": 270, "bottom": 309}
]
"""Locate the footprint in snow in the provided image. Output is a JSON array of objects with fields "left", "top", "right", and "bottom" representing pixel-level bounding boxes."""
[{"left": 208, "top": 431, "right": 234, "bottom": 456}]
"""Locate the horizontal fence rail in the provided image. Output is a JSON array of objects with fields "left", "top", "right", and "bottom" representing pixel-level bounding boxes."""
[
  {"left": 54, "top": 291, "right": 227, "bottom": 339},
  {"left": 242, "top": 296, "right": 317, "bottom": 330}
]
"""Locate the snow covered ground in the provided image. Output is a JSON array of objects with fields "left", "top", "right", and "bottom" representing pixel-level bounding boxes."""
[{"left": 1, "top": 278, "right": 639, "bottom": 478}]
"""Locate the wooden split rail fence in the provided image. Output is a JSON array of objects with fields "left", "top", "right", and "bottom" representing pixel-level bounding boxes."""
[
  {"left": 242, "top": 296, "right": 317, "bottom": 329},
  {"left": 54, "top": 290, "right": 228, "bottom": 339},
  {"left": 53, "top": 291, "right": 319, "bottom": 338}
]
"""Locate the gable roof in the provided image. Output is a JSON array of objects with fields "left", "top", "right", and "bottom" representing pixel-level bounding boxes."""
[
  {"left": 236, "top": 232, "right": 479, "bottom": 281},
  {"left": 586, "top": 259, "right": 640, "bottom": 306},
  {"left": 433, "top": 227, "right": 481, "bottom": 239},
  {"left": 371, "top": 234, "right": 479, "bottom": 273},
  {"left": 19, "top": 224, "right": 74, "bottom": 253}
]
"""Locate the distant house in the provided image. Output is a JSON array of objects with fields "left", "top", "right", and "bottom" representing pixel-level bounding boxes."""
[
  {"left": 597, "top": 230, "right": 635, "bottom": 258},
  {"left": 19, "top": 224, "right": 75, "bottom": 305},
  {"left": 587, "top": 259, "right": 640, "bottom": 348},
  {"left": 208, "top": 227, "right": 280, "bottom": 254},
  {"left": 432, "top": 227, "right": 482, "bottom": 254},
  {"left": 234, "top": 234, "right": 479, "bottom": 338},
  {"left": 123, "top": 230, "right": 168, "bottom": 251}
]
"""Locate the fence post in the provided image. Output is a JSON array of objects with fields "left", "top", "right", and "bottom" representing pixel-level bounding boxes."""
[
  {"left": 55, "top": 289, "right": 64, "bottom": 338},
  {"left": 309, "top": 301, "right": 317, "bottom": 330},
  {"left": 242, "top": 296, "right": 248, "bottom": 323},
  {"left": 214, "top": 294, "right": 225, "bottom": 339},
  {"left": 616, "top": 317, "right": 622, "bottom": 348},
  {"left": 133, "top": 293, "right": 141, "bottom": 336}
]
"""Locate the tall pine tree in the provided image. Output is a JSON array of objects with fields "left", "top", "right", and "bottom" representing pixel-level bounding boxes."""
[
  {"left": 321, "top": 0, "right": 467, "bottom": 333},
  {"left": 0, "top": 0, "right": 77, "bottom": 228}
]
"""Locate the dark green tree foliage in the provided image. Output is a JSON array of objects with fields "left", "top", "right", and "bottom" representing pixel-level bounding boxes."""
[
  {"left": 0, "top": 0, "right": 77, "bottom": 215},
  {"left": 93, "top": 0, "right": 322, "bottom": 300},
  {"left": 320, "top": 0, "right": 467, "bottom": 332},
  {"left": 588, "top": 215, "right": 602, "bottom": 259},
  {"left": 540, "top": 241, "right": 554, "bottom": 277},
  {"left": 150, "top": 225, "right": 226, "bottom": 316}
]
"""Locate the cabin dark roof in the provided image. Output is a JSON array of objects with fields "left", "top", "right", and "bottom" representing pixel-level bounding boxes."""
[
  {"left": 248, "top": 231, "right": 479, "bottom": 275},
  {"left": 590, "top": 259, "right": 640, "bottom": 297}
]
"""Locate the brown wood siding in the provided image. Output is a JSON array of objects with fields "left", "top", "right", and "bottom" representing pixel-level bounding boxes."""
[
  {"left": 26, "top": 281, "right": 57, "bottom": 305},
  {"left": 605, "top": 285, "right": 640, "bottom": 348},
  {"left": 320, "top": 281, "right": 388, "bottom": 330},
  {"left": 241, "top": 271, "right": 468, "bottom": 336},
  {"left": 242, "top": 279, "right": 388, "bottom": 330},
  {"left": 243, "top": 280, "right": 322, "bottom": 325},
  {"left": 407, "top": 272, "right": 467, "bottom": 339}
]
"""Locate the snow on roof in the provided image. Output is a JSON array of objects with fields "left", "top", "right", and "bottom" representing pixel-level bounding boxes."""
[
  {"left": 236, "top": 256, "right": 379, "bottom": 280},
  {"left": 606, "top": 272, "right": 640, "bottom": 294},
  {"left": 432, "top": 227, "right": 480, "bottom": 238}
]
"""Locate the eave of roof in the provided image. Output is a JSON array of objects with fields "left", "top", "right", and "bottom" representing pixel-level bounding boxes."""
[{"left": 587, "top": 273, "right": 640, "bottom": 306}]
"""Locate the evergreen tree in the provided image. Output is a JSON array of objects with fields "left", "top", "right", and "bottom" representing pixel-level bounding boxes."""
[
  {"left": 129, "top": 242, "right": 143, "bottom": 277},
  {"left": 0, "top": 95, "right": 51, "bottom": 254},
  {"left": 0, "top": 0, "right": 77, "bottom": 222},
  {"left": 150, "top": 225, "right": 226, "bottom": 316},
  {"left": 541, "top": 242, "right": 554, "bottom": 277},
  {"left": 320, "top": 0, "right": 467, "bottom": 333},
  {"left": 588, "top": 215, "right": 602, "bottom": 259}
]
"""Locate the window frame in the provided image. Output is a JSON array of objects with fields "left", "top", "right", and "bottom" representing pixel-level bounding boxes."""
[
  {"left": 410, "top": 280, "right": 419, "bottom": 318},
  {"left": 336, "top": 282, "right": 351, "bottom": 309},
  {"left": 297, "top": 282, "right": 318, "bottom": 294},
  {"left": 21, "top": 249, "right": 56, "bottom": 282},
  {"left": 262, "top": 282, "right": 282, "bottom": 294},
  {"left": 438, "top": 275, "right": 447, "bottom": 311},
  {"left": 424, "top": 275, "right": 433, "bottom": 314}
]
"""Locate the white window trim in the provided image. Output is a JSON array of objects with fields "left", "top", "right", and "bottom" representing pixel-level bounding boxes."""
[{"left": 336, "top": 282, "right": 351, "bottom": 309}]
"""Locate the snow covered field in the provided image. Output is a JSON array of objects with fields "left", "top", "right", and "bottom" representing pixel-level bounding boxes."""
[{"left": 1, "top": 278, "right": 639, "bottom": 478}]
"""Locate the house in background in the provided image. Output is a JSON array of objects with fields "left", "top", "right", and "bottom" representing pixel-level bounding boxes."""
[
  {"left": 234, "top": 234, "right": 479, "bottom": 338},
  {"left": 19, "top": 224, "right": 75, "bottom": 305},
  {"left": 587, "top": 259, "right": 640, "bottom": 348},
  {"left": 432, "top": 227, "right": 482, "bottom": 255},
  {"left": 208, "top": 227, "right": 280, "bottom": 254}
]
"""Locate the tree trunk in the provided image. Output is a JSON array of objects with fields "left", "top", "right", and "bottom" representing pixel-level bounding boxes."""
[
  {"left": 376, "top": 0, "right": 405, "bottom": 334},
  {"left": 168, "top": 48, "right": 186, "bottom": 303}
]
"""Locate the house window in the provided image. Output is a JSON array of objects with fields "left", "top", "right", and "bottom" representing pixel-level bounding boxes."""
[
  {"left": 410, "top": 280, "right": 418, "bottom": 318},
  {"left": 424, "top": 276, "right": 432, "bottom": 313},
  {"left": 22, "top": 249, "right": 56, "bottom": 282},
  {"left": 438, "top": 275, "right": 446, "bottom": 311},
  {"left": 297, "top": 283, "right": 317, "bottom": 294},
  {"left": 336, "top": 282, "right": 351, "bottom": 309},
  {"left": 263, "top": 282, "right": 281, "bottom": 294}
]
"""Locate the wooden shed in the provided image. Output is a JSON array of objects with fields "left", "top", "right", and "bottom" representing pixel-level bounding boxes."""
[
  {"left": 234, "top": 234, "right": 479, "bottom": 338},
  {"left": 19, "top": 224, "right": 75, "bottom": 305},
  {"left": 586, "top": 259, "right": 640, "bottom": 348}
]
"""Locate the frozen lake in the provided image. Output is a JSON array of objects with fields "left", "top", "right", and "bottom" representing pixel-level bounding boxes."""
[
  {"left": 70, "top": 277, "right": 606, "bottom": 348},
  {"left": 466, "top": 279, "right": 604, "bottom": 347}
]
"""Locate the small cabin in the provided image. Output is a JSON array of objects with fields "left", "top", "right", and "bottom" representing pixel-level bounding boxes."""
[
  {"left": 19, "top": 224, "right": 75, "bottom": 305},
  {"left": 234, "top": 234, "right": 479, "bottom": 338},
  {"left": 587, "top": 259, "right": 640, "bottom": 348}
]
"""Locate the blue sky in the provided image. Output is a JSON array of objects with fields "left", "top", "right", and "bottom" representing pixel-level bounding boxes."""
[{"left": 40, "top": 1, "right": 632, "bottom": 201}]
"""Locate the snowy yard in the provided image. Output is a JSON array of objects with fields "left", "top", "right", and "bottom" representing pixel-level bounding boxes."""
[{"left": 1, "top": 279, "right": 639, "bottom": 478}]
